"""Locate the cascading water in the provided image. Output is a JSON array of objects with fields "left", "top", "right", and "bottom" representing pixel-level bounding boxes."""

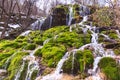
[
  {"left": 39, "top": 52, "right": 70, "bottom": 80},
  {"left": 24, "top": 46, "right": 43, "bottom": 80},
  {"left": 49, "top": 15, "right": 53, "bottom": 28},
  {"left": 31, "top": 17, "right": 45, "bottom": 30},
  {"left": 14, "top": 61, "right": 25, "bottom": 80},
  {"left": 68, "top": 6, "right": 73, "bottom": 26},
  {"left": 116, "top": 30, "right": 120, "bottom": 38}
]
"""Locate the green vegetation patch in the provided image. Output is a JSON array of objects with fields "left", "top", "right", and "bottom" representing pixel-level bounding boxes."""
[
  {"left": 41, "top": 43, "right": 66, "bottom": 67},
  {"left": 99, "top": 57, "right": 120, "bottom": 80}
]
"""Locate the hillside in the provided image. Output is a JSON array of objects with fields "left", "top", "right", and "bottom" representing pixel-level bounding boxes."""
[{"left": 0, "top": 0, "right": 120, "bottom": 80}]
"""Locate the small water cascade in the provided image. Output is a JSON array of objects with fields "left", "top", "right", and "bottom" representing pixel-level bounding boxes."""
[
  {"left": 68, "top": 6, "right": 73, "bottom": 26},
  {"left": 3, "top": 51, "right": 19, "bottom": 69},
  {"left": 40, "top": 52, "right": 70, "bottom": 80},
  {"left": 101, "top": 33, "right": 111, "bottom": 40},
  {"left": 49, "top": 15, "right": 53, "bottom": 28},
  {"left": 31, "top": 17, "right": 45, "bottom": 30},
  {"left": 116, "top": 30, "right": 120, "bottom": 38},
  {"left": 24, "top": 46, "right": 43, "bottom": 80},
  {"left": 14, "top": 61, "right": 25, "bottom": 80},
  {"left": 43, "top": 38, "right": 51, "bottom": 45}
]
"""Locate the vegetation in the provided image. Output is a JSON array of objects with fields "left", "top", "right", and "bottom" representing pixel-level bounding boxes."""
[
  {"left": 99, "top": 57, "right": 120, "bottom": 80},
  {"left": 92, "top": 8, "right": 115, "bottom": 27}
]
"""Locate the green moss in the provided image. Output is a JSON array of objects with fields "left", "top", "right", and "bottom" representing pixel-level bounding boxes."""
[
  {"left": 99, "top": 57, "right": 120, "bottom": 80},
  {"left": 98, "top": 34, "right": 105, "bottom": 43},
  {"left": 77, "top": 50, "right": 94, "bottom": 72},
  {"left": 114, "top": 48, "right": 120, "bottom": 55},
  {"left": 34, "top": 48, "right": 42, "bottom": 57},
  {"left": 41, "top": 43, "right": 66, "bottom": 67},
  {"left": 55, "top": 32, "right": 83, "bottom": 48},
  {"left": 1, "top": 41, "right": 21, "bottom": 49},
  {"left": 5, "top": 51, "right": 29, "bottom": 80},
  {"left": 25, "top": 43, "right": 36, "bottom": 50},
  {"left": 19, "top": 61, "right": 28, "bottom": 80},
  {"left": 42, "top": 26, "right": 69, "bottom": 41},
  {"left": 62, "top": 50, "right": 94, "bottom": 74}
]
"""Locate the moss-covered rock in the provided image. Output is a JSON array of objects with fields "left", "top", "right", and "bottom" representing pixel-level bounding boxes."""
[
  {"left": 98, "top": 57, "right": 120, "bottom": 80},
  {"left": 62, "top": 50, "right": 94, "bottom": 75},
  {"left": 5, "top": 51, "right": 29, "bottom": 80},
  {"left": 42, "top": 26, "right": 69, "bottom": 41},
  {"left": 41, "top": 43, "right": 66, "bottom": 67}
]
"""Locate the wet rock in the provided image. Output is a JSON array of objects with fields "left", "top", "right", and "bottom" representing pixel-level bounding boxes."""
[
  {"left": 103, "top": 43, "right": 120, "bottom": 49},
  {"left": 0, "top": 69, "right": 7, "bottom": 76}
]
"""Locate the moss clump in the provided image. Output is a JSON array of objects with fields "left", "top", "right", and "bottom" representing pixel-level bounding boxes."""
[
  {"left": 41, "top": 43, "right": 66, "bottom": 67},
  {"left": 99, "top": 57, "right": 120, "bottom": 80},
  {"left": 62, "top": 50, "right": 94, "bottom": 74},
  {"left": 92, "top": 8, "right": 115, "bottom": 27},
  {"left": 42, "top": 26, "right": 69, "bottom": 41},
  {"left": 114, "top": 49, "right": 120, "bottom": 55},
  {"left": 55, "top": 32, "right": 83, "bottom": 48},
  {"left": 5, "top": 51, "right": 29, "bottom": 80},
  {"left": 1, "top": 41, "right": 20, "bottom": 49},
  {"left": 25, "top": 43, "right": 36, "bottom": 50}
]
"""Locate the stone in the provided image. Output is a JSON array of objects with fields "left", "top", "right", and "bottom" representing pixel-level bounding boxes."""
[{"left": 0, "top": 69, "right": 7, "bottom": 76}]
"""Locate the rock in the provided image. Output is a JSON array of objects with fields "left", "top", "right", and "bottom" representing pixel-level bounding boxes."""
[
  {"left": 0, "top": 69, "right": 7, "bottom": 76},
  {"left": 103, "top": 43, "right": 120, "bottom": 49}
]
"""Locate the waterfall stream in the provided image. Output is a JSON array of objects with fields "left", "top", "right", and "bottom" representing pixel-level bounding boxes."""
[
  {"left": 68, "top": 6, "right": 73, "bottom": 26},
  {"left": 25, "top": 46, "right": 43, "bottom": 80}
]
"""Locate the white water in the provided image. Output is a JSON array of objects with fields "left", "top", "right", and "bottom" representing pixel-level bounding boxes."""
[
  {"left": 20, "top": 30, "right": 31, "bottom": 36},
  {"left": 36, "top": 0, "right": 76, "bottom": 14},
  {"left": 24, "top": 46, "right": 43, "bottom": 80},
  {"left": 31, "top": 17, "right": 45, "bottom": 30},
  {"left": 68, "top": 6, "right": 73, "bottom": 26},
  {"left": 40, "top": 52, "right": 70, "bottom": 80},
  {"left": 14, "top": 61, "right": 25, "bottom": 80},
  {"left": 101, "top": 33, "right": 110, "bottom": 40},
  {"left": 116, "top": 30, "right": 120, "bottom": 38},
  {"left": 3, "top": 51, "right": 19, "bottom": 69},
  {"left": 49, "top": 16, "right": 53, "bottom": 28},
  {"left": 43, "top": 38, "right": 51, "bottom": 45}
]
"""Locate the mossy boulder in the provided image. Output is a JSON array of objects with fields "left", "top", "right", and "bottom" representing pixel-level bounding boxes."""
[
  {"left": 41, "top": 43, "right": 66, "bottom": 67},
  {"left": 62, "top": 50, "right": 94, "bottom": 74},
  {"left": 5, "top": 51, "right": 29, "bottom": 80},
  {"left": 42, "top": 26, "right": 69, "bottom": 41},
  {"left": 98, "top": 57, "right": 120, "bottom": 80}
]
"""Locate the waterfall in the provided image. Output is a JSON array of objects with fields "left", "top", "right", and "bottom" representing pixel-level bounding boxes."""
[
  {"left": 36, "top": 0, "right": 76, "bottom": 14},
  {"left": 49, "top": 15, "right": 53, "bottom": 28},
  {"left": 14, "top": 61, "right": 25, "bottom": 80},
  {"left": 40, "top": 52, "right": 70, "bottom": 80},
  {"left": 31, "top": 17, "right": 45, "bottom": 30},
  {"left": 116, "top": 30, "right": 120, "bottom": 38},
  {"left": 68, "top": 6, "right": 73, "bottom": 26},
  {"left": 25, "top": 46, "right": 43, "bottom": 80}
]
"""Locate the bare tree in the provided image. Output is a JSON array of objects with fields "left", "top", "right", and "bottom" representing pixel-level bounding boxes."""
[{"left": 0, "top": 0, "right": 38, "bottom": 39}]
